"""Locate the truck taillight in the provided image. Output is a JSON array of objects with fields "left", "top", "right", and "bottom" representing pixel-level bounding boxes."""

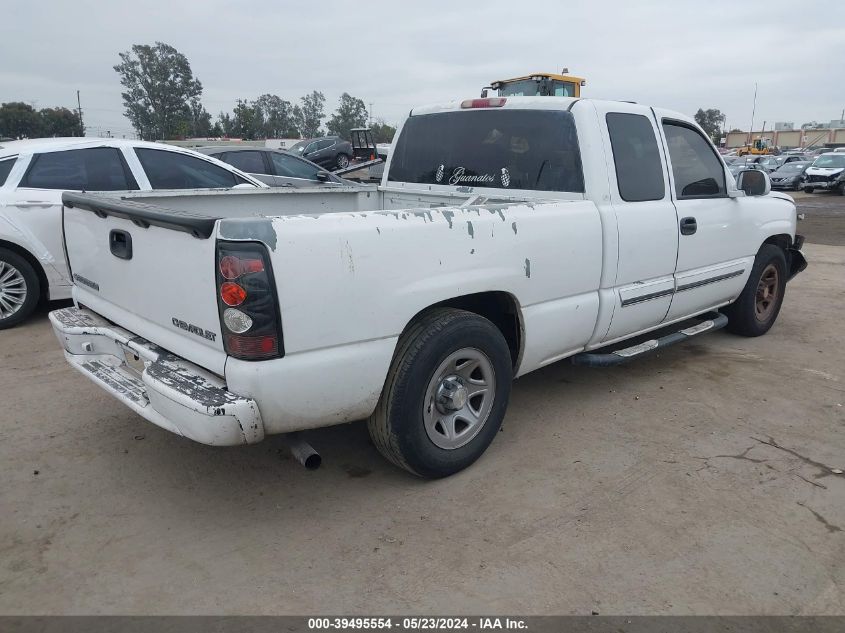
[{"left": 216, "top": 241, "right": 284, "bottom": 361}]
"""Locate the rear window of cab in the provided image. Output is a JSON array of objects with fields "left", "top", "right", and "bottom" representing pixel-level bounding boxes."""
[{"left": 388, "top": 109, "right": 584, "bottom": 193}]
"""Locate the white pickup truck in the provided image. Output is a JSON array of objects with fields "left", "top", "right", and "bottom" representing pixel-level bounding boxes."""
[{"left": 50, "top": 96, "right": 806, "bottom": 477}]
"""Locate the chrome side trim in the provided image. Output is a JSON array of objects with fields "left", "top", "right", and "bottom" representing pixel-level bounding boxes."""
[{"left": 676, "top": 269, "right": 745, "bottom": 293}]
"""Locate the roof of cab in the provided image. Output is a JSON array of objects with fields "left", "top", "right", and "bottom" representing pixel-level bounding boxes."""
[{"left": 409, "top": 96, "right": 695, "bottom": 127}]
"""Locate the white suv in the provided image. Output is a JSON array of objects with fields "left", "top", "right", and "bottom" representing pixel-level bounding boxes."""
[{"left": 0, "top": 138, "right": 265, "bottom": 328}]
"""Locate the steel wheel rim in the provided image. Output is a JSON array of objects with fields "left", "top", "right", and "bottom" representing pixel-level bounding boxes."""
[
  {"left": 0, "top": 260, "right": 27, "bottom": 319},
  {"left": 755, "top": 264, "right": 779, "bottom": 322},
  {"left": 423, "top": 348, "right": 496, "bottom": 450},
  {"left": 337, "top": 155, "right": 349, "bottom": 168}
]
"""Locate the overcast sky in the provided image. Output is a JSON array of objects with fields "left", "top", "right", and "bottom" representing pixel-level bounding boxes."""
[{"left": 2, "top": 0, "right": 843, "bottom": 138}]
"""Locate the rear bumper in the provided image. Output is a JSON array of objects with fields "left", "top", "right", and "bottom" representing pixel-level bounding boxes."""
[{"left": 50, "top": 307, "right": 264, "bottom": 446}]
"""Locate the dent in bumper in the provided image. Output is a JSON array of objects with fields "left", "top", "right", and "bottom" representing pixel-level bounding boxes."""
[{"left": 50, "top": 307, "right": 264, "bottom": 446}]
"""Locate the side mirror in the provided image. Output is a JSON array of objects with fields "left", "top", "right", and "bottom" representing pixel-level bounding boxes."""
[
  {"left": 736, "top": 169, "right": 771, "bottom": 196},
  {"left": 315, "top": 171, "right": 329, "bottom": 182}
]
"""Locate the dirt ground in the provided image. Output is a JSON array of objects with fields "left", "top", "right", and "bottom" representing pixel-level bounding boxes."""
[{"left": 1, "top": 196, "right": 843, "bottom": 615}]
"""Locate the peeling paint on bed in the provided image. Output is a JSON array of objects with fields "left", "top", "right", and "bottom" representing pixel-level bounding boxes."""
[{"left": 524, "top": 258, "right": 531, "bottom": 278}]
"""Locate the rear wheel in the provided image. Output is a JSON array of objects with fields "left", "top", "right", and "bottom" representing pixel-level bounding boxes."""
[
  {"left": 0, "top": 248, "right": 40, "bottom": 329},
  {"left": 723, "top": 244, "right": 787, "bottom": 337},
  {"left": 368, "top": 308, "right": 513, "bottom": 478},
  {"left": 335, "top": 153, "right": 350, "bottom": 170},
  {"left": 803, "top": 186, "right": 814, "bottom": 194}
]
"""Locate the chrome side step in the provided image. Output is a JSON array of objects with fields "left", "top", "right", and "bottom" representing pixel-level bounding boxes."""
[{"left": 571, "top": 312, "right": 728, "bottom": 367}]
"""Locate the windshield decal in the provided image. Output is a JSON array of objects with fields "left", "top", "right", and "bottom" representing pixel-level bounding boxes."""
[{"left": 501, "top": 168, "right": 510, "bottom": 188}]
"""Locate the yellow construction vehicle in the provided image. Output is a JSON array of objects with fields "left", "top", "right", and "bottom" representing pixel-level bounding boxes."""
[
  {"left": 736, "top": 138, "right": 774, "bottom": 156},
  {"left": 484, "top": 70, "right": 586, "bottom": 98}
]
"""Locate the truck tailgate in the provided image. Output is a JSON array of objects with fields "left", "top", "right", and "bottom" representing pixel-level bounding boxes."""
[{"left": 62, "top": 193, "right": 227, "bottom": 375}]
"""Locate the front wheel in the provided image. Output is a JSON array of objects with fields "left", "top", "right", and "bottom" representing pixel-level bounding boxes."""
[
  {"left": 368, "top": 308, "right": 513, "bottom": 478},
  {"left": 335, "top": 153, "right": 350, "bottom": 170},
  {"left": 803, "top": 187, "right": 814, "bottom": 194},
  {"left": 0, "top": 248, "right": 40, "bottom": 329},
  {"left": 723, "top": 244, "right": 787, "bottom": 337}
]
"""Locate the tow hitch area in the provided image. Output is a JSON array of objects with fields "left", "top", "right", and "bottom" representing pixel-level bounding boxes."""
[{"left": 571, "top": 312, "right": 729, "bottom": 367}]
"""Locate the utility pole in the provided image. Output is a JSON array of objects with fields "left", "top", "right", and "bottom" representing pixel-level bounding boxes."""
[
  {"left": 748, "top": 82, "right": 758, "bottom": 145},
  {"left": 76, "top": 90, "right": 84, "bottom": 136},
  {"left": 369, "top": 102, "right": 373, "bottom": 127}
]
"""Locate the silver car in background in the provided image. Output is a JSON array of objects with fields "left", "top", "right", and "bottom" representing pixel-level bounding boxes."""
[{"left": 195, "top": 146, "right": 356, "bottom": 188}]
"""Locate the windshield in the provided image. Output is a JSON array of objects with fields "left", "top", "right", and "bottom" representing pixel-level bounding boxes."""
[
  {"left": 388, "top": 109, "right": 584, "bottom": 193},
  {"left": 498, "top": 79, "right": 576, "bottom": 97},
  {"left": 812, "top": 155, "right": 845, "bottom": 168}
]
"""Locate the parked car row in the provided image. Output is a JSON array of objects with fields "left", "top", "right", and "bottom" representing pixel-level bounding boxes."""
[{"left": 724, "top": 152, "right": 845, "bottom": 194}]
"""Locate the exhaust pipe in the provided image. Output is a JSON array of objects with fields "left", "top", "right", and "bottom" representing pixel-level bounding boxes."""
[{"left": 283, "top": 433, "right": 321, "bottom": 470}]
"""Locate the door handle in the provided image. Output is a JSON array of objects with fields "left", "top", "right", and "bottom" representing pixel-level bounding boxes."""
[
  {"left": 109, "top": 229, "right": 133, "bottom": 260},
  {"left": 17, "top": 201, "right": 54, "bottom": 208},
  {"left": 680, "top": 217, "right": 698, "bottom": 235}
]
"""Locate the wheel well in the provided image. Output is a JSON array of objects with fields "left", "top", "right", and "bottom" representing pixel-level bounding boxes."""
[
  {"left": 763, "top": 234, "right": 792, "bottom": 254},
  {"left": 410, "top": 292, "right": 523, "bottom": 369},
  {"left": 0, "top": 239, "right": 49, "bottom": 303}
]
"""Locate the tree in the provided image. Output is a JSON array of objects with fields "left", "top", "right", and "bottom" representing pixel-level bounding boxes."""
[
  {"left": 254, "top": 94, "right": 298, "bottom": 138},
  {"left": 39, "top": 107, "right": 84, "bottom": 137},
  {"left": 220, "top": 99, "right": 260, "bottom": 139},
  {"left": 0, "top": 102, "right": 41, "bottom": 138},
  {"left": 0, "top": 102, "right": 83, "bottom": 138},
  {"left": 293, "top": 91, "right": 325, "bottom": 139},
  {"left": 369, "top": 119, "right": 397, "bottom": 144},
  {"left": 187, "top": 99, "right": 212, "bottom": 137},
  {"left": 327, "top": 93, "right": 368, "bottom": 140},
  {"left": 694, "top": 108, "right": 726, "bottom": 143},
  {"left": 114, "top": 42, "right": 203, "bottom": 140}
]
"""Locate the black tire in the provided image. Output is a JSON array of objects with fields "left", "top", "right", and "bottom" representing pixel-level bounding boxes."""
[
  {"left": 0, "top": 248, "right": 40, "bottom": 330},
  {"left": 803, "top": 187, "right": 814, "bottom": 194},
  {"left": 723, "top": 244, "right": 787, "bottom": 337},
  {"left": 335, "top": 153, "right": 350, "bottom": 170},
  {"left": 838, "top": 182, "right": 845, "bottom": 196},
  {"left": 368, "top": 308, "right": 513, "bottom": 478}
]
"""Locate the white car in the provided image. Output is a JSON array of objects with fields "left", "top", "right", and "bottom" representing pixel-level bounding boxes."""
[
  {"left": 801, "top": 152, "right": 845, "bottom": 194},
  {"left": 0, "top": 138, "right": 265, "bottom": 327},
  {"left": 52, "top": 97, "right": 806, "bottom": 477}
]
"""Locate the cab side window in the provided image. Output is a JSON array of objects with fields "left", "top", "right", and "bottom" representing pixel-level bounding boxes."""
[
  {"left": 21, "top": 148, "right": 138, "bottom": 191},
  {"left": 662, "top": 122, "right": 726, "bottom": 198},
  {"left": 606, "top": 113, "right": 665, "bottom": 202}
]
